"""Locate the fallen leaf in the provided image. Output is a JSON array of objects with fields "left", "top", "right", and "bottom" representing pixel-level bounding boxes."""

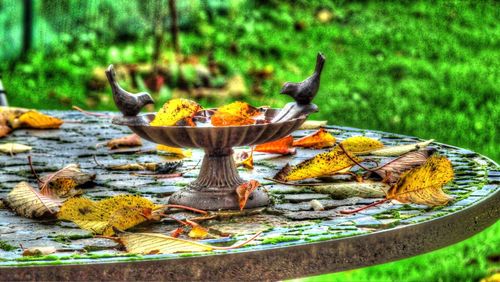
[
  {"left": 254, "top": 135, "right": 296, "bottom": 155},
  {"left": 310, "top": 199, "right": 324, "bottom": 211},
  {"left": 108, "top": 161, "right": 182, "bottom": 173},
  {"left": 298, "top": 120, "right": 327, "bottom": 130},
  {"left": 156, "top": 144, "right": 192, "bottom": 158},
  {"left": 293, "top": 128, "right": 336, "bottom": 149},
  {"left": 235, "top": 150, "right": 254, "bottom": 169},
  {"left": 5, "top": 182, "right": 62, "bottom": 218},
  {"left": 150, "top": 98, "right": 201, "bottom": 126},
  {"left": 0, "top": 143, "right": 32, "bottom": 154},
  {"left": 361, "top": 140, "right": 434, "bottom": 156},
  {"left": 58, "top": 195, "right": 162, "bottom": 236},
  {"left": 309, "top": 182, "right": 389, "bottom": 199},
  {"left": 17, "top": 110, "right": 64, "bottom": 129},
  {"left": 113, "top": 231, "right": 261, "bottom": 254},
  {"left": 236, "top": 180, "right": 260, "bottom": 210},
  {"left": 106, "top": 134, "right": 142, "bottom": 149},
  {"left": 0, "top": 114, "right": 11, "bottom": 138},
  {"left": 273, "top": 145, "right": 361, "bottom": 181},
  {"left": 373, "top": 148, "right": 436, "bottom": 183},
  {"left": 340, "top": 136, "right": 384, "bottom": 154},
  {"left": 22, "top": 246, "right": 57, "bottom": 256},
  {"left": 211, "top": 101, "right": 260, "bottom": 126},
  {"left": 387, "top": 155, "right": 454, "bottom": 206},
  {"left": 170, "top": 227, "right": 184, "bottom": 238},
  {"left": 188, "top": 224, "right": 209, "bottom": 239},
  {"left": 40, "top": 164, "right": 96, "bottom": 198}
]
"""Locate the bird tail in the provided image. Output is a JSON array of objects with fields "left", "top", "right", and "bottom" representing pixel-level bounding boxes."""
[{"left": 315, "top": 52, "right": 326, "bottom": 74}]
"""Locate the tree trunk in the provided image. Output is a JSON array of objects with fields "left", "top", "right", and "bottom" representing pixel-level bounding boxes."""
[
  {"left": 22, "top": 0, "right": 33, "bottom": 58},
  {"left": 168, "top": 0, "right": 180, "bottom": 54}
]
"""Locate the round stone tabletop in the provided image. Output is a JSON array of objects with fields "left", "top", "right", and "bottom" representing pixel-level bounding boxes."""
[{"left": 0, "top": 111, "right": 498, "bottom": 281}]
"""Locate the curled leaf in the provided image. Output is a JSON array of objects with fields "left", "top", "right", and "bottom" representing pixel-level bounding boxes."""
[
  {"left": 363, "top": 140, "right": 434, "bottom": 156},
  {"left": 106, "top": 134, "right": 142, "bottom": 149},
  {"left": 211, "top": 101, "right": 260, "bottom": 126},
  {"left": 236, "top": 180, "right": 260, "bottom": 210},
  {"left": 170, "top": 227, "right": 184, "bottom": 238},
  {"left": 5, "top": 182, "right": 62, "bottom": 218},
  {"left": 0, "top": 143, "right": 32, "bottom": 154},
  {"left": 254, "top": 135, "right": 296, "bottom": 155},
  {"left": 340, "top": 136, "right": 384, "bottom": 154},
  {"left": 387, "top": 155, "right": 454, "bottom": 206},
  {"left": 309, "top": 182, "right": 390, "bottom": 199},
  {"left": 58, "top": 195, "right": 161, "bottom": 236},
  {"left": 292, "top": 128, "right": 336, "bottom": 149},
  {"left": 235, "top": 150, "right": 254, "bottom": 169},
  {"left": 274, "top": 145, "right": 361, "bottom": 181},
  {"left": 22, "top": 246, "right": 57, "bottom": 257},
  {"left": 373, "top": 148, "right": 436, "bottom": 184},
  {"left": 156, "top": 144, "right": 192, "bottom": 158},
  {"left": 40, "top": 164, "right": 95, "bottom": 198},
  {"left": 150, "top": 98, "right": 201, "bottom": 126},
  {"left": 17, "top": 110, "right": 64, "bottom": 129},
  {"left": 298, "top": 120, "right": 327, "bottom": 130}
]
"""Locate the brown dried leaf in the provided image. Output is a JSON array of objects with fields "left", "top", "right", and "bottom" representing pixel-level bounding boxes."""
[
  {"left": 254, "top": 135, "right": 296, "bottom": 155},
  {"left": 235, "top": 180, "right": 260, "bottom": 210},
  {"left": 292, "top": 128, "right": 336, "bottom": 149},
  {"left": 106, "top": 134, "right": 142, "bottom": 149},
  {"left": 22, "top": 246, "right": 57, "bottom": 256},
  {"left": 5, "top": 182, "right": 62, "bottom": 218},
  {"left": 387, "top": 155, "right": 454, "bottom": 206},
  {"left": 373, "top": 148, "right": 436, "bottom": 184}
]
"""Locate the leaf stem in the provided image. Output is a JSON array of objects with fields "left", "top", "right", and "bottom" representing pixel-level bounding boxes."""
[
  {"left": 164, "top": 204, "right": 208, "bottom": 215},
  {"left": 27, "top": 155, "right": 43, "bottom": 185},
  {"left": 72, "top": 106, "right": 114, "bottom": 118},
  {"left": 338, "top": 144, "right": 377, "bottom": 172},
  {"left": 263, "top": 177, "right": 325, "bottom": 186},
  {"left": 340, "top": 198, "right": 389, "bottom": 214}
]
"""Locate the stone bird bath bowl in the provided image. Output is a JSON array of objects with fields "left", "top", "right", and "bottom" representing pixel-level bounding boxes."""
[{"left": 106, "top": 55, "right": 324, "bottom": 210}]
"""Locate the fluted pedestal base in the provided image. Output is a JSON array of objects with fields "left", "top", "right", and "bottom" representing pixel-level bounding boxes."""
[{"left": 168, "top": 148, "right": 269, "bottom": 210}]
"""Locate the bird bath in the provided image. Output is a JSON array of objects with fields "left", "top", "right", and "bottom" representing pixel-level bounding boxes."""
[{"left": 106, "top": 54, "right": 324, "bottom": 210}]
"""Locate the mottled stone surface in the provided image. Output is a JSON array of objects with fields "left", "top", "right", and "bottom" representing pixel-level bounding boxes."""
[{"left": 0, "top": 111, "right": 498, "bottom": 268}]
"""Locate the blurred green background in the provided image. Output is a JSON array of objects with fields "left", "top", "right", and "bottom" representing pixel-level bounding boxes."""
[{"left": 0, "top": 0, "right": 498, "bottom": 281}]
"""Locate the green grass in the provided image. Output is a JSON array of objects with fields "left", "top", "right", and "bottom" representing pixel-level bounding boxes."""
[
  {"left": 1, "top": 0, "right": 498, "bottom": 280},
  {"left": 295, "top": 222, "right": 500, "bottom": 282}
]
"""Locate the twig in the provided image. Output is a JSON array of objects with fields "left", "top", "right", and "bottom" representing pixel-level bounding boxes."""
[
  {"left": 338, "top": 144, "right": 377, "bottom": 172},
  {"left": 340, "top": 198, "right": 389, "bottom": 214},
  {"left": 27, "top": 155, "right": 43, "bottom": 185},
  {"left": 93, "top": 155, "right": 105, "bottom": 167},
  {"left": 157, "top": 213, "right": 190, "bottom": 226},
  {"left": 72, "top": 106, "right": 114, "bottom": 118},
  {"left": 154, "top": 173, "right": 184, "bottom": 179}
]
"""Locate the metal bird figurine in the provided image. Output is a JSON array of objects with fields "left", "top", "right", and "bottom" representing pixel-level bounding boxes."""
[
  {"left": 106, "top": 65, "right": 154, "bottom": 116},
  {"left": 272, "top": 52, "right": 325, "bottom": 123}
]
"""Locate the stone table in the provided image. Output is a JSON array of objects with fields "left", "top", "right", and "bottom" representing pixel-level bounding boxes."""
[{"left": 0, "top": 111, "right": 498, "bottom": 281}]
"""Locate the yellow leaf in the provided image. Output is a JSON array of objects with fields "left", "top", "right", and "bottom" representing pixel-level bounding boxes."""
[
  {"left": 387, "top": 155, "right": 454, "bottom": 206},
  {"left": 235, "top": 150, "right": 254, "bottom": 169},
  {"left": 40, "top": 164, "right": 95, "bottom": 198},
  {"left": 340, "top": 136, "right": 384, "bottom": 154},
  {"left": 292, "top": 128, "right": 336, "bottom": 149},
  {"left": 150, "top": 98, "right": 201, "bottom": 126},
  {"left": 211, "top": 101, "right": 260, "bottom": 126},
  {"left": 5, "top": 182, "right": 62, "bottom": 218},
  {"left": 58, "top": 195, "right": 161, "bottom": 236},
  {"left": 188, "top": 225, "right": 209, "bottom": 239},
  {"left": 156, "top": 144, "right": 192, "bottom": 158},
  {"left": 0, "top": 143, "right": 32, "bottom": 154},
  {"left": 18, "top": 111, "right": 64, "bottom": 129},
  {"left": 114, "top": 231, "right": 261, "bottom": 254},
  {"left": 274, "top": 145, "right": 361, "bottom": 181}
]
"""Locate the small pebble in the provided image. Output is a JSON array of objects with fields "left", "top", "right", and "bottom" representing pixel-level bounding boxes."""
[{"left": 310, "top": 199, "right": 325, "bottom": 211}]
